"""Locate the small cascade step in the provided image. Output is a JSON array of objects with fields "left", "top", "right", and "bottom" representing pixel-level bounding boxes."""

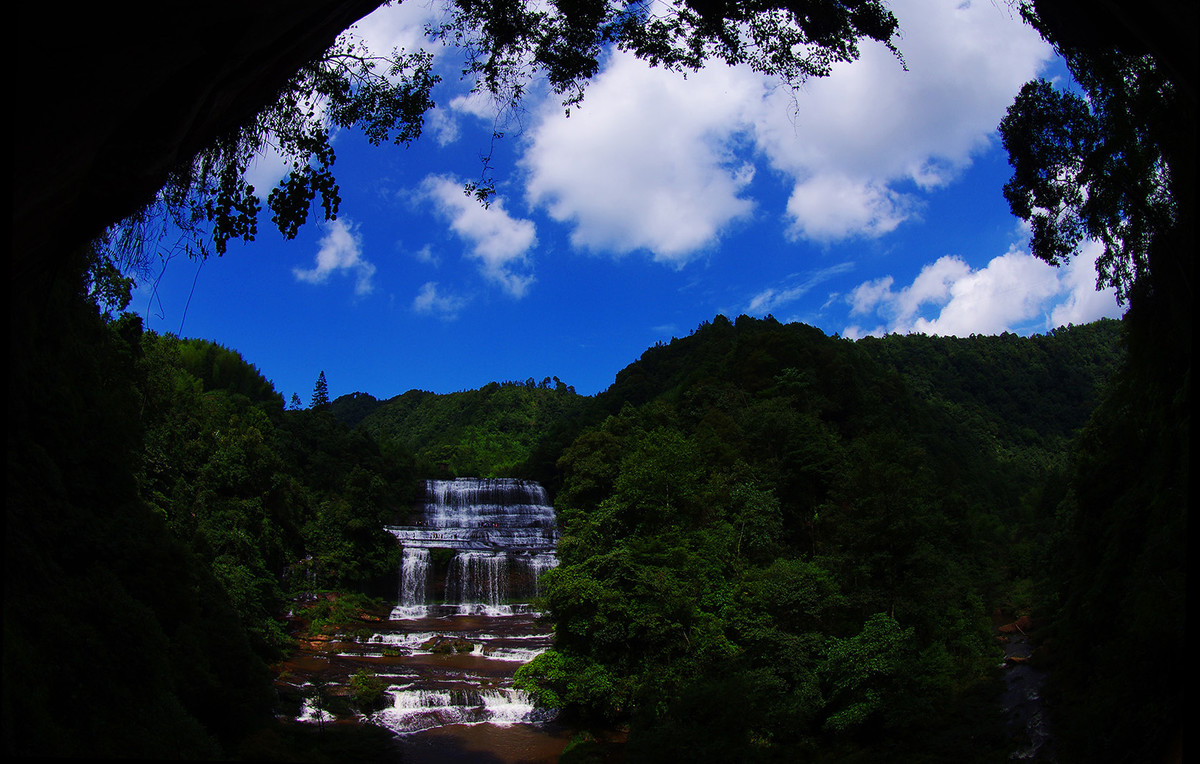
[{"left": 372, "top": 683, "right": 542, "bottom": 734}]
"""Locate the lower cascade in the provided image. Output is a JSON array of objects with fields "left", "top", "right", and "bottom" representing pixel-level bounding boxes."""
[{"left": 363, "top": 477, "right": 559, "bottom": 735}]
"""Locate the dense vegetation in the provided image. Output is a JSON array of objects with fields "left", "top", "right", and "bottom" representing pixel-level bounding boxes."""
[
  {"left": 995, "top": 3, "right": 1190, "bottom": 759},
  {"left": 514, "top": 314, "right": 1126, "bottom": 761},
  {"left": 6, "top": 263, "right": 1133, "bottom": 760},
  {"left": 336, "top": 378, "right": 589, "bottom": 478},
  {"left": 4, "top": 289, "right": 418, "bottom": 756}
]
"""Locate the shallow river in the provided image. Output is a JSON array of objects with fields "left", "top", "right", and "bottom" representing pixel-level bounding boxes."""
[{"left": 280, "top": 606, "right": 571, "bottom": 762}]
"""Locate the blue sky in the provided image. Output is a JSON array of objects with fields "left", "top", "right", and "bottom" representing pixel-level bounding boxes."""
[{"left": 132, "top": 0, "right": 1125, "bottom": 403}]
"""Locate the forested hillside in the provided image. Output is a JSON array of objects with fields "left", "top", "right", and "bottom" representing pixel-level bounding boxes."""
[
  {"left": 336, "top": 378, "right": 589, "bottom": 478},
  {"left": 514, "top": 314, "right": 1125, "bottom": 761},
  {"left": 0, "top": 285, "right": 1146, "bottom": 761},
  {"left": 5, "top": 317, "right": 420, "bottom": 756}
]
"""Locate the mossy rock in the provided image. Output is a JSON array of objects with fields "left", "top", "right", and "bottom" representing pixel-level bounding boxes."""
[{"left": 420, "top": 634, "right": 475, "bottom": 653}]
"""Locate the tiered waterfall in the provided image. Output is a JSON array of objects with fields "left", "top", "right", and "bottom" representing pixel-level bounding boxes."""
[
  {"left": 386, "top": 478, "right": 559, "bottom": 617},
  {"left": 353, "top": 478, "right": 559, "bottom": 737}
]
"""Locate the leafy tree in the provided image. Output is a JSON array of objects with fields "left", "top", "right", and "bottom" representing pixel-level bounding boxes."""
[
  {"left": 999, "top": 1, "right": 1193, "bottom": 318},
  {"left": 999, "top": 4, "right": 1190, "bottom": 759},
  {"left": 1000, "top": 77, "right": 1166, "bottom": 304},
  {"left": 728, "top": 480, "right": 783, "bottom": 563},
  {"left": 82, "top": 240, "right": 137, "bottom": 318},
  {"left": 102, "top": 32, "right": 438, "bottom": 266},
  {"left": 818, "top": 612, "right": 916, "bottom": 734},
  {"left": 348, "top": 669, "right": 388, "bottom": 712},
  {"left": 95, "top": 0, "right": 903, "bottom": 272},
  {"left": 307, "top": 676, "right": 332, "bottom": 735}
]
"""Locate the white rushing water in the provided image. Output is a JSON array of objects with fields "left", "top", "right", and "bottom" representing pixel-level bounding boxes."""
[
  {"left": 386, "top": 478, "right": 559, "bottom": 619},
  {"left": 358, "top": 478, "right": 561, "bottom": 733},
  {"left": 371, "top": 687, "right": 539, "bottom": 734}
]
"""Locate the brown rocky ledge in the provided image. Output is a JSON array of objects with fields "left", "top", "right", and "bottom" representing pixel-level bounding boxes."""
[{"left": 998, "top": 614, "right": 1033, "bottom": 635}]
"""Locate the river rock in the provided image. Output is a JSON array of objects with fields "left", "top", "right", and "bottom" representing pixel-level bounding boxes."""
[{"left": 421, "top": 634, "right": 475, "bottom": 653}]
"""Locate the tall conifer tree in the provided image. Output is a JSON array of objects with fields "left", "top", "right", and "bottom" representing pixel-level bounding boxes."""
[{"left": 311, "top": 371, "right": 330, "bottom": 410}]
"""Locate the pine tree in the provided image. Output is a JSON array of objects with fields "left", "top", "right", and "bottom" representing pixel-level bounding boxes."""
[{"left": 310, "top": 371, "right": 329, "bottom": 410}]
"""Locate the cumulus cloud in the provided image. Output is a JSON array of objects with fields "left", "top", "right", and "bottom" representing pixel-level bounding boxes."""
[
  {"left": 784, "top": 175, "right": 914, "bottom": 241},
  {"left": 347, "top": 1, "right": 442, "bottom": 59},
  {"left": 520, "top": 52, "right": 761, "bottom": 264},
  {"left": 292, "top": 218, "right": 376, "bottom": 296},
  {"left": 516, "top": 0, "right": 1054, "bottom": 256},
  {"left": 842, "top": 242, "right": 1124, "bottom": 339},
  {"left": 756, "top": 0, "right": 1053, "bottom": 240},
  {"left": 421, "top": 175, "right": 538, "bottom": 297},
  {"left": 412, "top": 281, "right": 469, "bottom": 319},
  {"left": 286, "top": 0, "right": 1053, "bottom": 268},
  {"left": 1049, "top": 241, "right": 1128, "bottom": 328}
]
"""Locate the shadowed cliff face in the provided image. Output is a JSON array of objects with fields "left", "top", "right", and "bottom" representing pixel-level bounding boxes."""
[{"left": 11, "top": 1, "right": 384, "bottom": 317}]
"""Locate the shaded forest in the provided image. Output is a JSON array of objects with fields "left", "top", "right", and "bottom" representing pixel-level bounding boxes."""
[
  {"left": 11, "top": 300, "right": 1174, "bottom": 761},
  {"left": 515, "top": 314, "right": 1134, "bottom": 762},
  {"left": 8, "top": 0, "right": 1187, "bottom": 761}
]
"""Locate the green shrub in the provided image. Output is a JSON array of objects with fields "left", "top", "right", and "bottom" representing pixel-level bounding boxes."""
[{"left": 348, "top": 669, "right": 388, "bottom": 712}]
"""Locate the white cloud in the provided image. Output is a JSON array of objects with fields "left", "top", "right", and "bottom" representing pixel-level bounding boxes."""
[
  {"left": 746, "top": 262, "right": 857, "bottom": 314},
  {"left": 784, "top": 175, "right": 914, "bottom": 241},
  {"left": 412, "top": 281, "right": 469, "bottom": 319},
  {"left": 244, "top": 142, "right": 291, "bottom": 200},
  {"left": 848, "top": 275, "right": 896, "bottom": 316},
  {"left": 520, "top": 52, "right": 762, "bottom": 264},
  {"left": 421, "top": 175, "right": 538, "bottom": 297},
  {"left": 347, "top": 1, "right": 443, "bottom": 59},
  {"left": 518, "top": 0, "right": 1054, "bottom": 255},
  {"left": 413, "top": 243, "right": 440, "bottom": 266},
  {"left": 1050, "top": 241, "right": 1126, "bottom": 328},
  {"left": 449, "top": 90, "right": 507, "bottom": 122},
  {"left": 426, "top": 107, "right": 461, "bottom": 146},
  {"left": 842, "top": 323, "right": 888, "bottom": 340},
  {"left": 910, "top": 251, "right": 1061, "bottom": 336},
  {"left": 843, "top": 242, "right": 1124, "bottom": 338},
  {"left": 428, "top": 90, "right": 514, "bottom": 147},
  {"left": 757, "top": 0, "right": 1052, "bottom": 240},
  {"left": 258, "top": 0, "right": 1056, "bottom": 274},
  {"left": 292, "top": 218, "right": 376, "bottom": 296}
]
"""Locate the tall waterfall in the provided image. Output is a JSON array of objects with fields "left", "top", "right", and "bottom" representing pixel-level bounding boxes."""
[{"left": 386, "top": 478, "right": 559, "bottom": 618}]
